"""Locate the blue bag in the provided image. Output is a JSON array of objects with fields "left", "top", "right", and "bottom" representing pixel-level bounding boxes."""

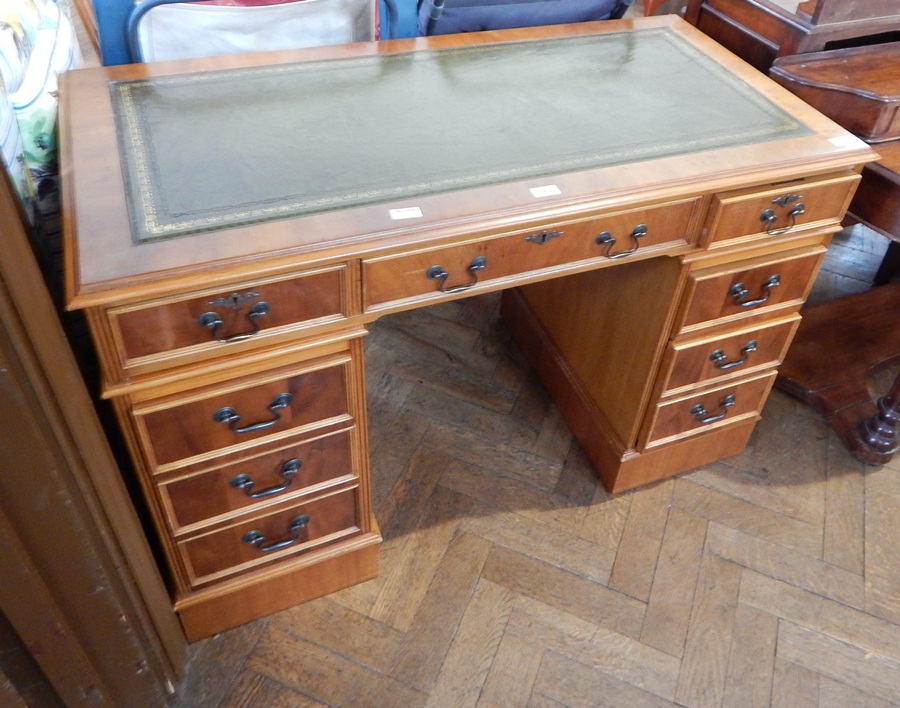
[{"left": 419, "top": 0, "right": 631, "bottom": 36}]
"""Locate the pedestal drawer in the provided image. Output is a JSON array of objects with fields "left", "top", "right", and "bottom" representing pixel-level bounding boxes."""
[
  {"left": 702, "top": 172, "right": 859, "bottom": 247},
  {"left": 641, "top": 370, "right": 777, "bottom": 449},
  {"left": 659, "top": 314, "right": 800, "bottom": 395},
  {"left": 178, "top": 487, "right": 361, "bottom": 588},
  {"left": 676, "top": 246, "right": 825, "bottom": 332},
  {"left": 108, "top": 265, "right": 348, "bottom": 375},
  {"left": 363, "top": 197, "right": 701, "bottom": 310},
  {"left": 135, "top": 357, "right": 350, "bottom": 470},
  {"left": 160, "top": 428, "right": 356, "bottom": 533}
]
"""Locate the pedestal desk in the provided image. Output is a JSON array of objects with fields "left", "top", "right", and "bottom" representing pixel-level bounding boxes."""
[{"left": 61, "top": 16, "right": 877, "bottom": 640}]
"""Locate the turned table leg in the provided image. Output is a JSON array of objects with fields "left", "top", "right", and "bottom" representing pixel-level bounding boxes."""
[{"left": 855, "top": 370, "right": 900, "bottom": 465}]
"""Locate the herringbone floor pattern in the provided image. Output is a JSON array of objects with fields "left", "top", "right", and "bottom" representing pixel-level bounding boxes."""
[{"left": 173, "top": 228, "right": 900, "bottom": 707}]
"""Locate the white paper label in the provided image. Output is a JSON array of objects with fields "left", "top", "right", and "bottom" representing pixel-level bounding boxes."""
[
  {"left": 829, "top": 135, "right": 861, "bottom": 149},
  {"left": 530, "top": 184, "right": 562, "bottom": 198},
  {"left": 389, "top": 207, "right": 424, "bottom": 220}
]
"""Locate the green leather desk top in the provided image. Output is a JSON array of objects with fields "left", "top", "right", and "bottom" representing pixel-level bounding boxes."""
[{"left": 110, "top": 27, "right": 809, "bottom": 244}]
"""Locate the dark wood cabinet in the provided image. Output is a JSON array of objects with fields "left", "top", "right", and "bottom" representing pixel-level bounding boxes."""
[{"left": 684, "top": 0, "right": 900, "bottom": 71}]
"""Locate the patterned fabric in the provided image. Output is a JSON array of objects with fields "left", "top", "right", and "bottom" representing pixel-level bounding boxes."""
[{"left": 0, "top": 0, "right": 81, "bottom": 225}]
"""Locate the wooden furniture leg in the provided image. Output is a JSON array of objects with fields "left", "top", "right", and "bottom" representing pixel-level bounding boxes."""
[
  {"left": 855, "top": 369, "right": 900, "bottom": 464},
  {"left": 776, "top": 282, "right": 900, "bottom": 465}
]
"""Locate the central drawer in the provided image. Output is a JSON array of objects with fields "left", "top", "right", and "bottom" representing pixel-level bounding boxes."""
[
  {"left": 133, "top": 356, "right": 351, "bottom": 470},
  {"left": 363, "top": 197, "right": 702, "bottom": 311}
]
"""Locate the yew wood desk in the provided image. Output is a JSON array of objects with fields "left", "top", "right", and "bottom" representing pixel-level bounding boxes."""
[{"left": 61, "top": 16, "right": 876, "bottom": 640}]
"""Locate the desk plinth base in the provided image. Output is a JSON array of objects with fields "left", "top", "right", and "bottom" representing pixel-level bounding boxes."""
[
  {"left": 502, "top": 289, "right": 756, "bottom": 494},
  {"left": 174, "top": 531, "right": 381, "bottom": 642}
]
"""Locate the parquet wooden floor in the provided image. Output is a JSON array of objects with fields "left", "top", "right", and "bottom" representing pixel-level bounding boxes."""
[{"left": 172, "top": 231, "right": 900, "bottom": 706}]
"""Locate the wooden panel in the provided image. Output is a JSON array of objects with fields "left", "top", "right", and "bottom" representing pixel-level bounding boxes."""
[
  {"left": 0, "top": 167, "right": 185, "bottom": 698},
  {"left": 702, "top": 172, "right": 859, "bottom": 247},
  {"left": 676, "top": 246, "right": 825, "bottom": 332},
  {"left": 641, "top": 370, "right": 777, "bottom": 448},
  {"left": 686, "top": 0, "right": 794, "bottom": 70},
  {"left": 110, "top": 265, "right": 347, "bottom": 367},
  {"left": 160, "top": 427, "right": 356, "bottom": 533},
  {"left": 848, "top": 141, "right": 900, "bottom": 237},
  {"left": 658, "top": 313, "right": 800, "bottom": 394},
  {"left": 363, "top": 198, "right": 700, "bottom": 311},
  {"left": 512, "top": 255, "right": 685, "bottom": 447},
  {"left": 178, "top": 487, "right": 360, "bottom": 587},
  {"left": 135, "top": 358, "right": 350, "bottom": 469}
]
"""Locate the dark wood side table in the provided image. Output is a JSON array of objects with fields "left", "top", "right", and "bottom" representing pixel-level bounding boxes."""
[
  {"left": 684, "top": 0, "right": 900, "bottom": 72},
  {"left": 776, "top": 118, "right": 900, "bottom": 464},
  {"left": 777, "top": 283, "right": 900, "bottom": 464}
]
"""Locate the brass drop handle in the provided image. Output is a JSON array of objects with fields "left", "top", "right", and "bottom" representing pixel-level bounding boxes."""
[
  {"left": 198, "top": 294, "right": 271, "bottom": 343},
  {"left": 760, "top": 194, "right": 805, "bottom": 235},
  {"left": 241, "top": 515, "right": 310, "bottom": 553},
  {"left": 691, "top": 394, "right": 736, "bottom": 425},
  {"left": 426, "top": 256, "right": 487, "bottom": 293},
  {"left": 595, "top": 223, "right": 647, "bottom": 259},
  {"left": 709, "top": 340, "right": 758, "bottom": 371},
  {"left": 230, "top": 459, "right": 303, "bottom": 499},
  {"left": 213, "top": 392, "right": 293, "bottom": 434},
  {"left": 729, "top": 274, "right": 780, "bottom": 308}
]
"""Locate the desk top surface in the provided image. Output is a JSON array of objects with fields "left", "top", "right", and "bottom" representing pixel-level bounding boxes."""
[
  {"left": 110, "top": 28, "right": 807, "bottom": 245},
  {"left": 61, "top": 16, "right": 876, "bottom": 306}
]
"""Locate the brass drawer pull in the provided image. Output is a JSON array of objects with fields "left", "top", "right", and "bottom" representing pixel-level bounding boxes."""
[
  {"left": 241, "top": 514, "right": 309, "bottom": 553},
  {"left": 230, "top": 458, "right": 303, "bottom": 499},
  {"left": 691, "top": 394, "right": 736, "bottom": 425},
  {"left": 760, "top": 194, "right": 805, "bottom": 235},
  {"left": 213, "top": 392, "right": 293, "bottom": 434},
  {"left": 426, "top": 256, "right": 487, "bottom": 294},
  {"left": 729, "top": 274, "right": 780, "bottom": 308},
  {"left": 198, "top": 297, "right": 271, "bottom": 343},
  {"left": 595, "top": 223, "right": 647, "bottom": 259},
  {"left": 709, "top": 340, "right": 758, "bottom": 371}
]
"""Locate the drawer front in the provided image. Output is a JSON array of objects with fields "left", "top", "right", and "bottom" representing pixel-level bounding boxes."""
[
  {"left": 643, "top": 370, "right": 777, "bottom": 448},
  {"left": 363, "top": 198, "right": 701, "bottom": 310},
  {"left": 703, "top": 172, "right": 859, "bottom": 246},
  {"left": 677, "top": 247, "right": 824, "bottom": 331},
  {"left": 110, "top": 266, "right": 346, "bottom": 365},
  {"left": 179, "top": 487, "right": 360, "bottom": 587},
  {"left": 660, "top": 314, "right": 800, "bottom": 394},
  {"left": 161, "top": 428, "right": 355, "bottom": 533},
  {"left": 137, "top": 361, "right": 349, "bottom": 468}
]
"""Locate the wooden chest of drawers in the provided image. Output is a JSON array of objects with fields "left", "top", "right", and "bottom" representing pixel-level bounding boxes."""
[{"left": 61, "top": 18, "right": 877, "bottom": 639}]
